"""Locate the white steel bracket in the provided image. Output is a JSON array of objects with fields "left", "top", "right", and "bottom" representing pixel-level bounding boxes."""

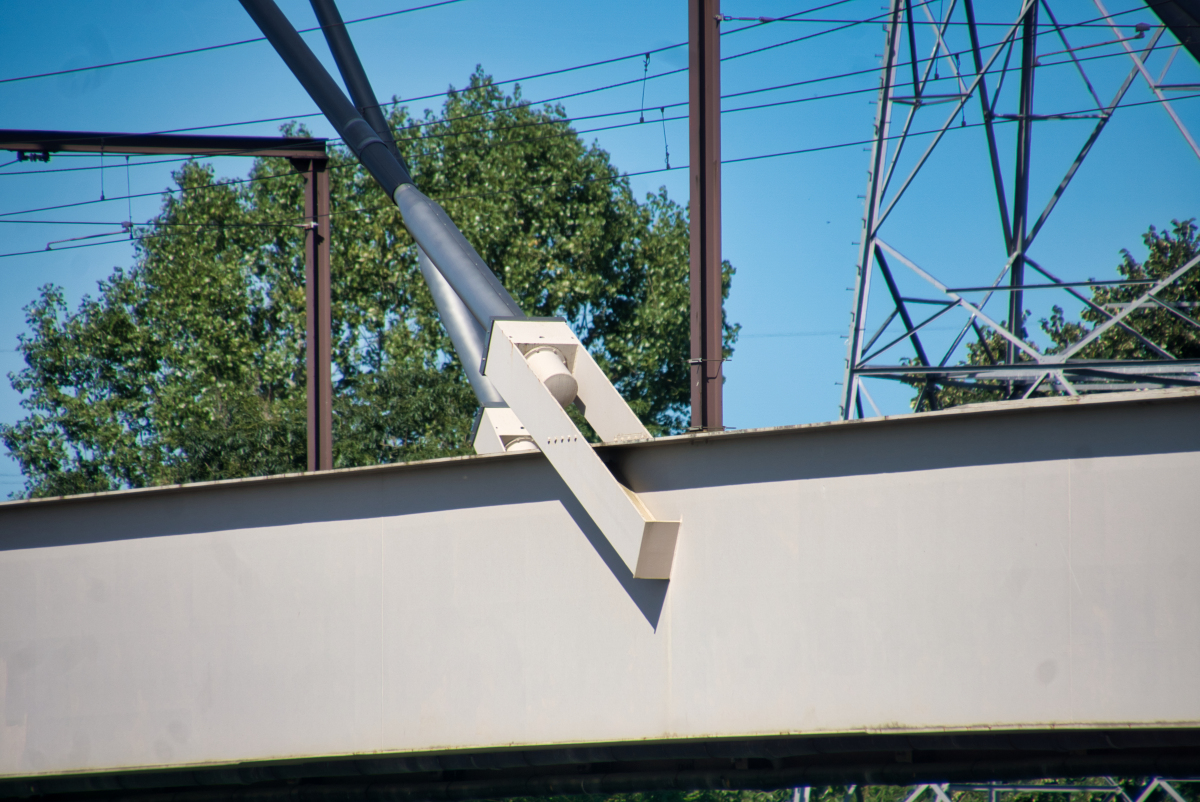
[
  {"left": 472, "top": 406, "right": 535, "bottom": 454},
  {"left": 481, "top": 318, "right": 679, "bottom": 579}
]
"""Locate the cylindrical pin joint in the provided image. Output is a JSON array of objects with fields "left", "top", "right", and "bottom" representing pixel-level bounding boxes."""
[
  {"left": 526, "top": 347, "right": 578, "bottom": 408},
  {"left": 505, "top": 436, "right": 538, "bottom": 453}
]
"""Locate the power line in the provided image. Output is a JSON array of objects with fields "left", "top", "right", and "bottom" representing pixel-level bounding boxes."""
[
  {"left": 5, "top": 87, "right": 1193, "bottom": 261},
  {"left": 362, "top": 7, "right": 906, "bottom": 149},
  {"left": 0, "top": 153, "right": 294, "bottom": 178},
  {"left": 0, "top": 169, "right": 303, "bottom": 219},
  {"left": 262, "top": 0, "right": 914, "bottom": 131},
  {"left": 325, "top": 49, "right": 1192, "bottom": 181},
  {"left": 724, "top": 1, "right": 1161, "bottom": 64},
  {"left": 0, "top": 0, "right": 912, "bottom": 155},
  {"left": 222, "top": 46, "right": 1200, "bottom": 158},
  {"left": 0, "top": 86, "right": 883, "bottom": 191},
  {"left": 0, "top": 9, "right": 853, "bottom": 176},
  {"left": 267, "top": 88, "right": 1200, "bottom": 215},
  {"left": 0, "top": 0, "right": 1172, "bottom": 186},
  {"left": 298, "top": 88, "right": 1196, "bottom": 229},
  {"left": 718, "top": 0, "right": 860, "bottom": 32},
  {"left": 0, "top": 219, "right": 302, "bottom": 228},
  {"left": 3, "top": 0, "right": 1155, "bottom": 166},
  {"left": 0, "top": 108, "right": 675, "bottom": 224},
  {"left": 0, "top": 2, "right": 1186, "bottom": 218},
  {"left": 0, "top": 0, "right": 855, "bottom": 93},
  {"left": 121, "top": 1, "right": 1173, "bottom": 145},
  {"left": 0, "top": 229, "right": 176, "bottom": 259},
  {"left": 0, "top": 0, "right": 471, "bottom": 86},
  {"left": 0, "top": 15, "right": 861, "bottom": 184},
  {"left": 1, "top": 26, "right": 1179, "bottom": 190},
  {"left": 355, "top": 11, "right": 1191, "bottom": 154},
  {"left": 722, "top": 16, "right": 1157, "bottom": 28},
  {"left": 1, "top": 50, "right": 1189, "bottom": 226},
  {"left": 724, "top": 89, "right": 1200, "bottom": 164},
  {"left": 0, "top": 9, "right": 1001, "bottom": 178}
]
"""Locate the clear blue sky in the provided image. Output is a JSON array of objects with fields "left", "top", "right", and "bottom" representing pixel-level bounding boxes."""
[{"left": 1, "top": 0, "right": 1198, "bottom": 491}]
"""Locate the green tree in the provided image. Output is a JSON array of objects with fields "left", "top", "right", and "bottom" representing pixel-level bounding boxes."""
[
  {"left": 1041, "top": 218, "right": 1200, "bottom": 360},
  {"left": 2, "top": 70, "right": 738, "bottom": 499},
  {"left": 907, "top": 219, "right": 1199, "bottom": 409},
  {"left": 496, "top": 780, "right": 1200, "bottom": 802}
]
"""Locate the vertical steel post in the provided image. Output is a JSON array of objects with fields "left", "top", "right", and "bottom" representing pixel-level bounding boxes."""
[
  {"left": 303, "top": 157, "right": 333, "bottom": 471},
  {"left": 689, "top": 0, "right": 723, "bottom": 431},
  {"left": 1008, "top": 0, "right": 1038, "bottom": 370}
]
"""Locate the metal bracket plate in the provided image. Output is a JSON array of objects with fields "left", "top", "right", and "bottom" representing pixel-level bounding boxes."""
[{"left": 482, "top": 319, "right": 678, "bottom": 579}]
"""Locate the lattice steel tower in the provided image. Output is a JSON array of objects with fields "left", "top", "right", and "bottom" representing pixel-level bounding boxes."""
[{"left": 842, "top": 0, "right": 1200, "bottom": 419}]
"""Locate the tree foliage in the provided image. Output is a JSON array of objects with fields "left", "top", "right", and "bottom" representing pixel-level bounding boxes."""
[
  {"left": 2, "top": 70, "right": 737, "bottom": 498},
  {"left": 1041, "top": 218, "right": 1200, "bottom": 360},
  {"left": 494, "top": 780, "right": 1200, "bottom": 802},
  {"left": 909, "top": 219, "right": 1199, "bottom": 409}
]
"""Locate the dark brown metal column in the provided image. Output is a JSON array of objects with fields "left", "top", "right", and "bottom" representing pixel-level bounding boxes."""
[
  {"left": 302, "top": 157, "right": 333, "bottom": 471},
  {"left": 689, "top": 0, "right": 724, "bottom": 431}
]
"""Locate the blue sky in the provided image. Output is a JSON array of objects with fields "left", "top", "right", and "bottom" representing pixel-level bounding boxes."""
[{"left": 1, "top": 0, "right": 1198, "bottom": 491}]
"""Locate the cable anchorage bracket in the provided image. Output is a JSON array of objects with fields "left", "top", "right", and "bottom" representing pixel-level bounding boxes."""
[{"left": 480, "top": 318, "right": 678, "bottom": 579}]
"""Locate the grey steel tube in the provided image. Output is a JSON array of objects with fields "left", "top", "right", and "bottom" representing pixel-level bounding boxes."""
[
  {"left": 417, "top": 246, "right": 504, "bottom": 407},
  {"left": 394, "top": 183, "right": 524, "bottom": 324},
  {"left": 240, "top": 0, "right": 524, "bottom": 325},
  {"left": 305, "top": 0, "right": 522, "bottom": 325},
  {"left": 238, "top": 0, "right": 412, "bottom": 194},
  {"left": 308, "top": 0, "right": 404, "bottom": 165}
]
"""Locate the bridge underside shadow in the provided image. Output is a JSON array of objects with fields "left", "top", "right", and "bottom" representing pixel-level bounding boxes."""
[{"left": 4, "top": 729, "right": 1200, "bottom": 801}]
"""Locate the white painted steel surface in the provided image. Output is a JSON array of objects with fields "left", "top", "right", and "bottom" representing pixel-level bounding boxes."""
[
  {"left": 483, "top": 318, "right": 674, "bottom": 578},
  {"left": 1, "top": 390, "right": 1199, "bottom": 780}
]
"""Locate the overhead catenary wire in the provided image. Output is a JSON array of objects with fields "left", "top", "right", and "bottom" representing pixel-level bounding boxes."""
[
  {"left": 0, "top": 0, "right": 860, "bottom": 92},
  {"left": 7, "top": 0, "right": 900, "bottom": 257},
  {"left": 0, "top": 0, "right": 472, "bottom": 86},
  {"left": 0, "top": 0, "right": 950, "bottom": 158},
  {"left": 0, "top": 1, "right": 1186, "bottom": 222},
  {"left": 128, "top": 39, "right": 1200, "bottom": 158},
  {"left": 713, "top": 0, "right": 1163, "bottom": 68},
  {"left": 4, "top": 88, "right": 1194, "bottom": 261},
  {"left": 0, "top": 7, "right": 864, "bottom": 174},
  {"left": 0, "top": 9, "right": 815, "bottom": 180},
  {"left": 0, "top": 39, "right": 1191, "bottom": 226},
  {"left": 367, "top": 35, "right": 1185, "bottom": 152},
  {"left": 0, "top": 14, "right": 1179, "bottom": 184},
  {"left": 383, "top": 40, "right": 1117, "bottom": 155},
  {"left": 372, "top": 88, "right": 1200, "bottom": 207},
  {"left": 0, "top": 0, "right": 1168, "bottom": 183},
  {"left": 0, "top": 2, "right": 1171, "bottom": 165},
  {"left": 721, "top": 15, "right": 1165, "bottom": 28},
  {"left": 0, "top": 169, "right": 304, "bottom": 219},
  {"left": 0, "top": 219, "right": 306, "bottom": 228}
]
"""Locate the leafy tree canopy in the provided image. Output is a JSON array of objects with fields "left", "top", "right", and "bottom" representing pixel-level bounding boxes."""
[
  {"left": 908, "top": 219, "right": 1199, "bottom": 409},
  {"left": 491, "top": 778, "right": 1200, "bottom": 802},
  {"left": 2, "top": 70, "right": 738, "bottom": 498}
]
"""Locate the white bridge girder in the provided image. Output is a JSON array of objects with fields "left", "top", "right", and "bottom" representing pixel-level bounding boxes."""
[{"left": 1, "top": 390, "right": 1200, "bottom": 790}]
